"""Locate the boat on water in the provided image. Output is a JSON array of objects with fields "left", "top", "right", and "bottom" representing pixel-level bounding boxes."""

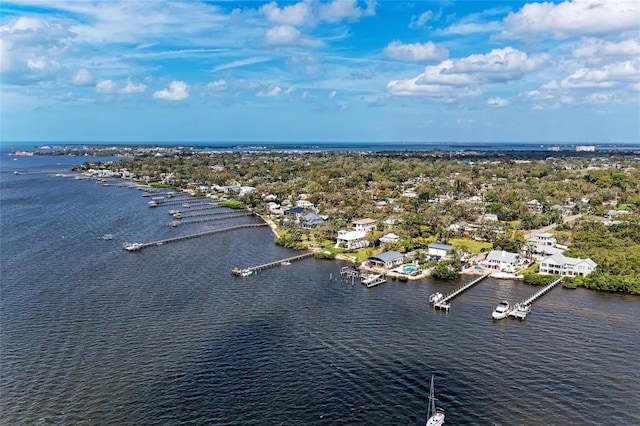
[
  {"left": 429, "top": 292, "right": 444, "bottom": 304},
  {"left": 492, "top": 300, "right": 511, "bottom": 320},
  {"left": 240, "top": 269, "right": 253, "bottom": 277},
  {"left": 426, "top": 375, "right": 445, "bottom": 426},
  {"left": 281, "top": 261, "right": 291, "bottom": 266},
  {"left": 123, "top": 242, "right": 143, "bottom": 251},
  {"left": 509, "top": 302, "right": 532, "bottom": 320},
  {"left": 101, "top": 234, "right": 114, "bottom": 240}
]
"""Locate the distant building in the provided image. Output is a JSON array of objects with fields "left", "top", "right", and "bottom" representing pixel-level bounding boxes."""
[
  {"left": 428, "top": 243, "right": 453, "bottom": 258},
  {"left": 352, "top": 218, "right": 377, "bottom": 233},
  {"left": 576, "top": 145, "right": 595, "bottom": 152},
  {"left": 379, "top": 233, "right": 400, "bottom": 244}
]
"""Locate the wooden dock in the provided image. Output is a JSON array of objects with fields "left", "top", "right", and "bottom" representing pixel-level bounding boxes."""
[
  {"left": 231, "top": 252, "right": 316, "bottom": 276},
  {"left": 123, "top": 223, "right": 267, "bottom": 251},
  {"left": 508, "top": 277, "right": 564, "bottom": 320},
  {"left": 431, "top": 274, "right": 490, "bottom": 311},
  {"left": 170, "top": 212, "right": 254, "bottom": 226}
]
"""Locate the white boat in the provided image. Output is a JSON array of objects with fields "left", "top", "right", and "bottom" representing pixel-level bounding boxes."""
[
  {"left": 429, "top": 292, "right": 443, "bottom": 304},
  {"left": 509, "top": 303, "right": 531, "bottom": 320},
  {"left": 280, "top": 261, "right": 291, "bottom": 266},
  {"left": 426, "top": 375, "right": 445, "bottom": 426},
  {"left": 492, "top": 300, "right": 511, "bottom": 320},
  {"left": 240, "top": 269, "right": 253, "bottom": 277},
  {"left": 123, "top": 242, "right": 143, "bottom": 251}
]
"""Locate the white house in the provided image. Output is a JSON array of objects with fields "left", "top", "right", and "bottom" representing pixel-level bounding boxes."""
[
  {"left": 528, "top": 232, "right": 557, "bottom": 247},
  {"left": 481, "top": 250, "right": 522, "bottom": 272},
  {"left": 530, "top": 244, "right": 564, "bottom": 261},
  {"left": 482, "top": 213, "right": 499, "bottom": 222},
  {"left": 379, "top": 233, "right": 400, "bottom": 244},
  {"left": 336, "top": 230, "right": 368, "bottom": 250},
  {"left": 296, "top": 199, "right": 314, "bottom": 209},
  {"left": 428, "top": 243, "right": 453, "bottom": 258},
  {"left": 352, "top": 218, "right": 377, "bottom": 233},
  {"left": 539, "top": 253, "right": 597, "bottom": 277}
]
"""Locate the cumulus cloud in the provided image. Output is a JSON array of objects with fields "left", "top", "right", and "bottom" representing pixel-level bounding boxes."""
[
  {"left": 573, "top": 38, "right": 640, "bottom": 64},
  {"left": 72, "top": 68, "right": 94, "bottom": 86},
  {"left": 95, "top": 79, "right": 117, "bottom": 93},
  {"left": 383, "top": 40, "right": 448, "bottom": 62},
  {"left": 317, "top": 0, "right": 376, "bottom": 23},
  {"left": 153, "top": 80, "right": 189, "bottom": 101},
  {"left": 543, "top": 59, "right": 640, "bottom": 89},
  {"left": 501, "top": 0, "right": 640, "bottom": 39},
  {"left": 259, "top": 1, "right": 314, "bottom": 26},
  {"left": 264, "top": 25, "right": 324, "bottom": 48},
  {"left": 120, "top": 78, "right": 147, "bottom": 93},
  {"left": 257, "top": 84, "right": 282, "bottom": 97},
  {"left": 388, "top": 47, "right": 546, "bottom": 97}
]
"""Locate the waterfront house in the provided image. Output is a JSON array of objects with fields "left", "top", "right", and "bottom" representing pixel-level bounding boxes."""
[
  {"left": 530, "top": 244, "right": 564, "bottom": 261},
  {"left": 539, "top": 253, "right": 597, "bottom": 277},
  {"left": 428, "top": 243, "right": 453, "bottom": 259},
  {"left": 366, "top": 251, "right": 404, "bottom": 269},
  {"left": 336, "top": 230, "right": 368, "bottom": 250},
  {"left": 481, "top": 250, "right": 522, "bottom": 272},
  {"left": 352, "top": 218, "right": 377, "bottom": 233},
  {"left": 301, "top": 213, "right": 325, "bottom": 229}
]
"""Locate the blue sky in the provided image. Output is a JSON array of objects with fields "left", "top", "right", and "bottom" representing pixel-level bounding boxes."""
[{"left": 1, "top": 0, "right": 639, "bottom": 143}]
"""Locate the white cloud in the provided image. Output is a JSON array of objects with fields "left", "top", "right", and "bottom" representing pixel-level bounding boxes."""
[
  {"left": 328, "top": 90, "right": 337, "bottom": 100},
  {"left": 487, "top": 97, "right": 509, "bottom": 107},
  {"left": 388, "top": 47, "right": 546, "bottom": 98},
  {"left": 259, "top": 1, "right": 314, "bottom": 26},
  {"left": 383, "top": 40, "right": 448, "bottom": 62},
  {"left": 120, "top": 78, "right": 147, "bottom": 94},
  {"left": 317, "top": 0, "right": 376, "bottom": 23},
  {"left": 95, "top": 79, "right": 117, "bottom": 93},
  {"left": 207, "top": 79, "right": 227, "bottom": 91},
  {"left": 573, "top": 38, "right": 640, "bottom": 64},
  {"left": 409, "top": 11, "right": 435, "bottom": 28},
  {"left": 213, "top": 57, "right": 272, "bottom": 72},
  {"left": 502, "top": 0, "right": 640, "bottom": 39},
  {"left": 153, "top": 80, "right": 189, "bottom": 101},
  {"left": 72, "top": 68, "right": 94, "bottom": 86},
  {"left": 257, "top": 84, "right": 282, "bottom": 97},
  {"left": 550, "top": 60, "right": 640, "bottom": 89},
  {"left": 264, "top": 25, "right": 324, "bottom": 48}
]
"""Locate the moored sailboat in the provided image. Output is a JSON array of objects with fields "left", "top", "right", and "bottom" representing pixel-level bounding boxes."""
[{"left": 426, "top": 375, "right": 445, "bottom": 426}]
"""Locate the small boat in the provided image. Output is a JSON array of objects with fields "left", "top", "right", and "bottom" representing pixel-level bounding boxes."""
[
  {"left": 240, "top": 269, "right": 253, "bottom": 277},
  {"left": 429, "top": 292, "right": 443, "bottom": 304},
  {"left": 426, "top": 375, "right": 445, "bottom": 426},
  {"left": 509, "top": 303, "right": 531, "bottom": 320},
  {"left": 123, "top": 242, "right": 143, "bottom": 251},
  {"left": 281, "top": 261, "right": 291, "bottom": 266},
  {"left": 492, "top": 300, "right": 510, "bottom": 320},
  {"left": 101, "top": 234, "right": 114, "bottom": 240}
]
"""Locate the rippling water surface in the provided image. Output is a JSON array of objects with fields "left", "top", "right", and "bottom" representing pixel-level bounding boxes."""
[{"left": 1, "top": 154, "right": 639, "bottom": 425}]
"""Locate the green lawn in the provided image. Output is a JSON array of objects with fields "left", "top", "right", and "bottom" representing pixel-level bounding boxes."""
[{"left": 449, "top": 238, "right": 492, "bottom": 254}]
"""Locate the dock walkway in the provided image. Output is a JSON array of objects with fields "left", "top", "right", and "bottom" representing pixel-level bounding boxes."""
[
  {"left": 431, "top": 274, "right": 490, "bottom": 311},
  {"left": 171, "top": 212, "right": 253, "bottom": 226},
  {"left": 508, "top": 277, "right": 564, "bottom": 320},
  {"left": 123, "top": 223, "right": 267, "bottom": 251},
  {"left": 232, "top": 252, "right": 316, "bottom": 276}
]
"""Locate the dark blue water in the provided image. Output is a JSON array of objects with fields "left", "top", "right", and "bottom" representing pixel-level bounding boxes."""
[{"left": 1, "top": 153, "right": 639, "bottom": 425}]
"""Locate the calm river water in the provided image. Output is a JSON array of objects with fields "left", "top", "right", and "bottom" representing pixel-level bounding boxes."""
[{"left": 1, "top": 153, "right": 638, "bottom": 425}]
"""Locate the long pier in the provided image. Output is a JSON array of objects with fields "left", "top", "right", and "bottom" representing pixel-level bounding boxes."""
[
  {"left": 155, "top": 198, "right": 214, "bottom": 207},
  {"left": 232, "top": 252, "right": 316, "bottom": 276},
  {"left": 431, "top": 273, "right": 490, "bottom": 311},
  {"left": 179, "top": 209, "right": 241, "bottom": 219},
  {"left": 123, "top": 223, "right": 267, "bottom": 251},
  {"left": 508, "top": 277, "right": 564, "bottom": 320},
  {"left": 171, "top": 212, "right": 254, "bottom": 226}
]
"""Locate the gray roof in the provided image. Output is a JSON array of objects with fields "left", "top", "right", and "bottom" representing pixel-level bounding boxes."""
[
  {"left": 486, "top": 250, "right": 519, "bottom": 264},
  {"left": 368, "top": 251, "right": 404, "bottom": 262},
  {"left": 428, "top": 243, "right": 453, "bottom": 250}
]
